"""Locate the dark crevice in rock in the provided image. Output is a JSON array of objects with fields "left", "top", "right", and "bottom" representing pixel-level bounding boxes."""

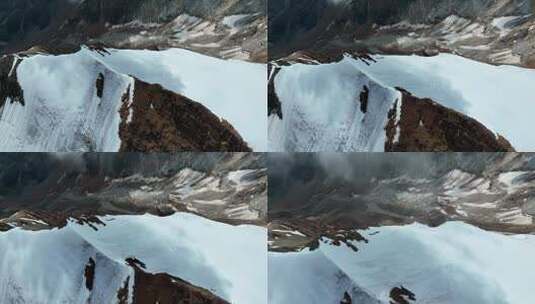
[
  {"left": 359, "top": 85, "right": 369, "bottom": 113},
  {"left": 116, "top": 276, "right": 130, "bottom": 304},
  {"left": 84, "top": 257, "right": 96, "bottom": 291},
  {"left": 0, "top": 55, "right": 25, "bottom": 108},
  {"left": 96, "top": 72, "right": 104, "bottom": 98},
  {"left": 125, "top": 258, "right": 230, "bottom": 304},
  {"left": 118, "top": 79, "right": 251, "bottom": 152},
  {"left": 268, "top": 64, "right": 283, "bottom": 119}
]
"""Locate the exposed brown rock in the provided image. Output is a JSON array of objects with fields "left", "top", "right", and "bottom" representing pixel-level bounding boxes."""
[
  {"left": 126, "top": 259, "right": 229, "bottom": 304},
  {"left": 118, "top": 79, "right": 251, "bottom": 152},
  {"left": 0, "top": 55, "right": 24, "bottom": 107},
  {"left": 385, "top": 88, "right": 515, "bottom": 152}
]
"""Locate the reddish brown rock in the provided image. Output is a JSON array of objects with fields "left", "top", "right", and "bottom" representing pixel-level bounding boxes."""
[
  {"left": 385, "top": 88, "right": 515, "bottom": 152},
  {"left": 118, "top": 80, "right": 251, "bottom": 152}
]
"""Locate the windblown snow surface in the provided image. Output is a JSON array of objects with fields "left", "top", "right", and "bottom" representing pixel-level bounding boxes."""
[
  {"left": 0, "top": 212, "right": 267, "bottom": 304},
  {"left": 269, "top": 222, "right": 535, "bottom": 304},
  {"left": 269, "top": 58, "right": 401, "bottom": 152},
  {"left": 0, "top": 47, "right": 266, "bottom": 152},
  {"left": 270, "top": 53, "right": 535, "bottom": 151}
]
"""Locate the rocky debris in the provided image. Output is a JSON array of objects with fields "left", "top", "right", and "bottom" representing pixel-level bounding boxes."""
[
  {"left": 385, "top": 88, "right": 515, "bottom": 152},
  {"left": 118, "top": 80, "right": 251, "bottom": 152},
  {"left": 389, "top": 286, "right": 416, "bottom": 304}
]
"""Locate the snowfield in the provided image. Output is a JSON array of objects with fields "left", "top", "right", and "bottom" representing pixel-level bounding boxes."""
[
  {"left": 0, "top": 47, "right": 267, "bottom": 152},
  {"left": 352, "top": 53, "right": 535, "bottom": 151},
  {"left": 269, "top": 222, "right": 535, "bottom": 304},
  {"left": 0, "top": 213, "right": 267, "bottom": 304},
  {"left": 269, "top": 59, "right": 401, "bottom": 152}
]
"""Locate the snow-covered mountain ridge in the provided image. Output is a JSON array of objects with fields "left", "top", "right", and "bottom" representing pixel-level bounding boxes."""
[
  {"left": 269, "top": 221, "right": 535, "bottom": 304},
  {"left": 0, "top": 46, "right": 267, "bottom": 152},
  {"left": 269, "top": 52, "right": 523, "bottom": 152},
  {"left": 0, "top": 212, "right": 267, "bottom": 304}
]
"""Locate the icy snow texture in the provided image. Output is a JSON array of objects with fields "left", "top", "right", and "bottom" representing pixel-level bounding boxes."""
[
  {"left": 270, "top": 222, "right": 535, "bottom": 304},
  {"left": 269, "top": 58, "right": 401, "bottom": 152},
  {"left": 352, "top": 53, "right": 535, "bottom": 151},
  {"left": 0, "top": 213, "right": 267, "bottom": 304},
  {"left": 0, "top": 51, "right": 131, "bottom": 152},
  {"left": 92, "top": 48, "right": 267, "bottom": 151},
  {"left": 0, "top": 47, "right": 266, "bottom": 152}
]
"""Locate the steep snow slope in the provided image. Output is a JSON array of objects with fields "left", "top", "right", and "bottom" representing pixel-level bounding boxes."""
[
  {"left": 0, "top": 212, "right": 267, "bottom": 304},
  {"left": 269, "top": 58, "right": 401, "bottom": 152},
  {"left": 269, "top": 222, "right": 535, "bottom": 304},
  {"left": 270, "top": 53, "right": 535, "bottom": 151},
  {"left": 0, "top": 51, "right": 133, "bottom": 152},
  {"left": 352, "top": 53, "right": 535, "bottom": 151},
  {"left": 92, "top": 48, "right": 267, "bottom": 151},
  {"left": 0, "top": 47, "right": 266, "bottom": 151}
]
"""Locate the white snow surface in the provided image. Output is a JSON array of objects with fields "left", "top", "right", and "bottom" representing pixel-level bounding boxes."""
[
  {"left": 0, "top": 212, "right": 267, "bottom": 304},
  {"left": 0, "top": 47, "right": 266, "bottom": 151},
  {"left": 270, "top": 58, "right": 401, "bottom": 152},
  {"left": 92, "top": 48, "right": 267, "bottom": 151},
  {"left": 269, "top": 222, "right": 535, "bottom": 304},
  {"left": 351, "top": 53, "right": 535, "bottom": 151},
  {"left": 0, "top": 51, "right": 131, "bottom": 152}
]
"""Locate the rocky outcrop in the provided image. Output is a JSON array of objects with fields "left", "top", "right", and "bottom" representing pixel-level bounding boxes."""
[
  {"left": 0, "top": 55, "right": 24, "bottom": 107},
  {"left": 119, "top": 80, "right": 251, "bottom": 152},
  {"left": 385, "top": 88, "right": 515, "bottom": 152},
  {"left": 0, "top": 153, "right": 266, "bottom": 225},
  {"left": 126, "top": 258, "right": 229, "bottom": 304}
]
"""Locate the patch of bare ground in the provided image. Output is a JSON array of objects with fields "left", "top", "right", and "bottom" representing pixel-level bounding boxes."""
[
  {"left": 385, "top": 87, "right": 515, "bottom": 152},
  {"left": 118, "top": 80, "right": 251, "bottom": 152}
]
